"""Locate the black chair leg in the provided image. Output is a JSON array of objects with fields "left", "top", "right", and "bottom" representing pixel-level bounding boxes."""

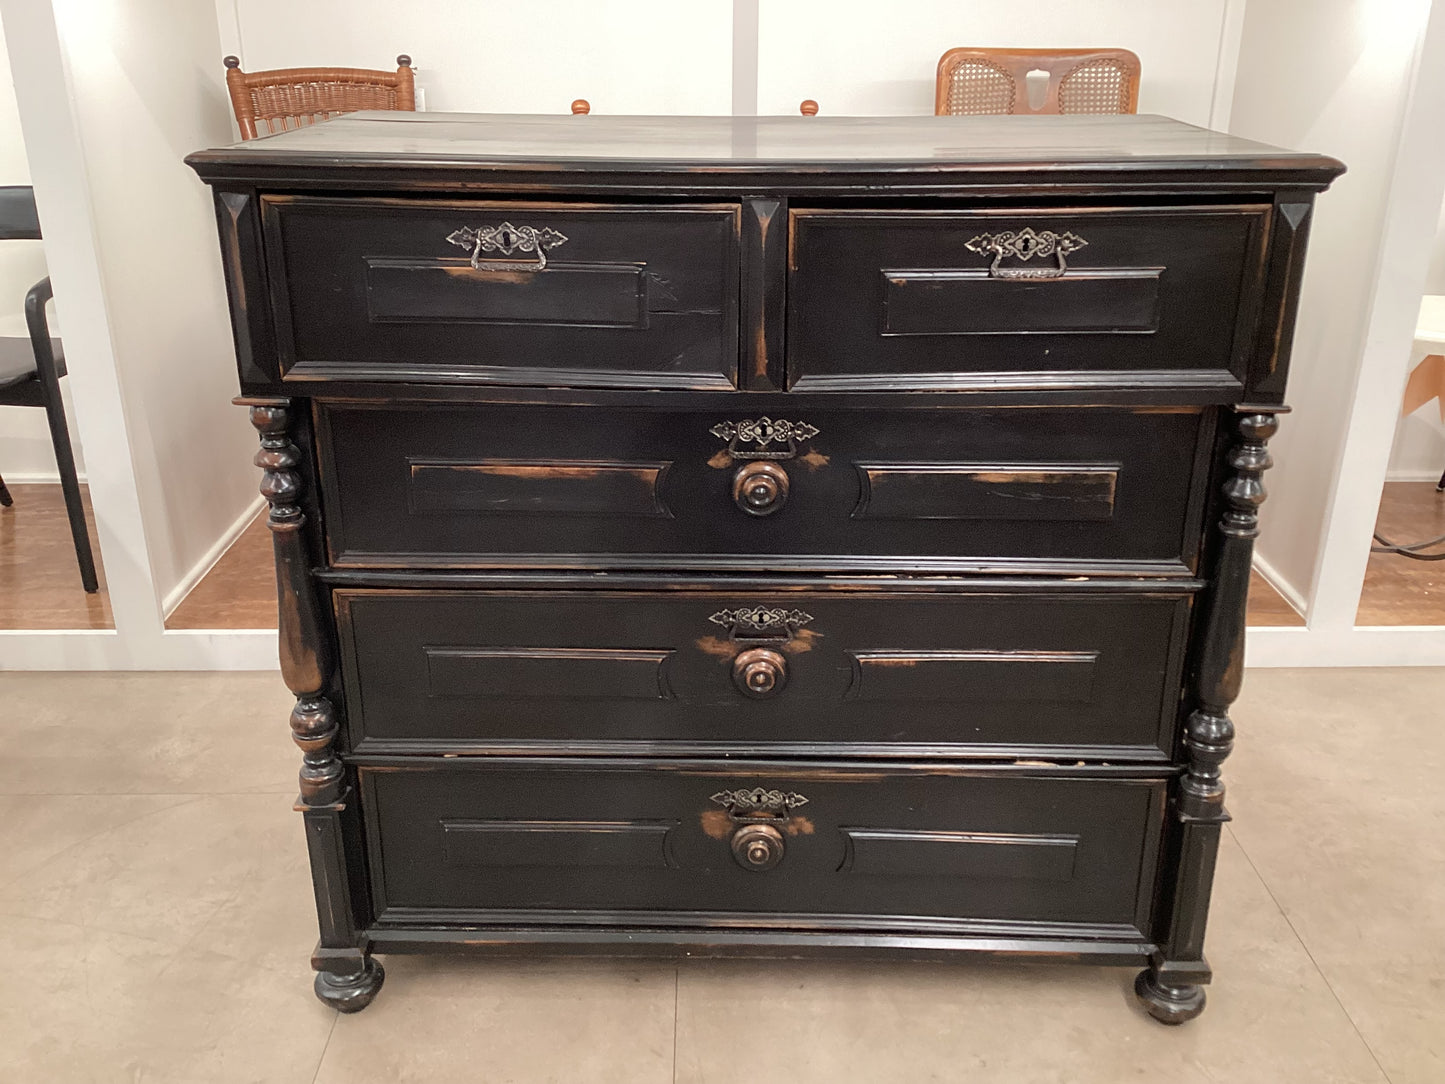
[
  {"left": 27, "top": 278, "right": 98, "bottom": 593},
  {"left": 1438, "top": 465, "right": 1445, "bottom": 492},
  {"left": 0, "top": 471, "right": 11, "bottom": 507}
]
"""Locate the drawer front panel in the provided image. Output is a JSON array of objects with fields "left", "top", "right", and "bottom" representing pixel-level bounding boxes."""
[
  {"left": 361, "top": 761, "right": 1165, "bottom": 930},
  {"left": 318, "top": 403, "right": 1212, "bottom": 572},
  {"left": 261, "top": 196, "right": 740, "bottom": 388},
  {"left": 335, "top": 587, "right": 1191, "bottom": 756},
  {"left": 788, "top": 205, "right": 1268, "bottom": 391}
]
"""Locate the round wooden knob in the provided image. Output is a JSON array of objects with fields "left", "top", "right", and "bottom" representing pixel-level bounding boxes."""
[
  {"left": 732, "top": 461, "right": 789, "bottom": 516},
  {"left": 732, "top": 647, "right": 787, "bottom": 699},
  {"left": 571, "top": 99, "right": 591, "bottom": 115},
  {"left": 731, "top": 823, "right": 785, "bottom": 871},
  {"left": 800, "top": 99, "right": 819, "bottom": 116}
]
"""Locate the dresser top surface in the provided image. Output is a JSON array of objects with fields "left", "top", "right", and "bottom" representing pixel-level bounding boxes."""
[{"left": 187, "top": 111, "right": 1342, "bottom": 184}]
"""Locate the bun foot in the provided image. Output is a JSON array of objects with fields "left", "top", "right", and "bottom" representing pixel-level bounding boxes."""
[
  {"left": 1134, "top": 967, "right": 1206, "bottom": 1025},
  {"left": 314, "top": 957, "right": 384, "bottom": 1013}
]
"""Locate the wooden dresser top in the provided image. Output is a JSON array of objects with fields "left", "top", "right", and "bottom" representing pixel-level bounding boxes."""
[{"left": 186, "top": 112, "right": 1344, "bottom": 189}]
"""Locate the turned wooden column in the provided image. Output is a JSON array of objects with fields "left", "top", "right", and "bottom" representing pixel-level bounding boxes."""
[
  {"left": 241, "top": 396, "right": 383, "bottom": 1012},
  {"left": 1136, "top": 408, "right": 1280, "bottom": 1025}
]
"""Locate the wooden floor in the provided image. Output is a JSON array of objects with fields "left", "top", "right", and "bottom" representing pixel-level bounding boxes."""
[
  {"left": 165, "top": 511, "right": 276, "bottom": 629},
  {"left": 0, "top": 483, "right": 112, "bottom": 630},
  {"left": 1357, "top": 481, "right": 1445, "bottom": 626},
  {"left": 1246, "top": 569, "right": 1305, "bottom": 626}
]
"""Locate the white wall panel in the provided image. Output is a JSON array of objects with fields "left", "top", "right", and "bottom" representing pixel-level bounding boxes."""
[{"left": 222, "top": 1, "right": 734, "bottom": 120}]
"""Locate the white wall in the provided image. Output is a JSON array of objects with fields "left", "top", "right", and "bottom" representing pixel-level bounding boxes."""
[
  {"left": 47, "top": 0, "right": 258, "bottom": 605},
  {"left": 216, "top": 0, "right": 734, "bottom": 120},
  {"left": 0, "top": 20, "right": 82, "bottom": 483},
  {"left": 1229, "top": 0, "right": 1437, "bottom": 612},
  {"left": 756, "top": 0, "right": 1244, "bottom": 124}
]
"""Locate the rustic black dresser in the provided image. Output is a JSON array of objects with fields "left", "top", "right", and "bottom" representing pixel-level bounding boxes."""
[{"left": 187, "top": 113, "right": 1341, "bottom": 1023}]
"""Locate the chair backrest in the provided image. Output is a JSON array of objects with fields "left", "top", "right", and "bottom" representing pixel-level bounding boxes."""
[
  {"left": 935, "top": 48, "right": 1140, "bottom": 116},
  {"left": 223, "top": 55, "right": 415, "bottom": 140},
  {"left": 0, "top": 186, "right": 41, "bottom": 240}
]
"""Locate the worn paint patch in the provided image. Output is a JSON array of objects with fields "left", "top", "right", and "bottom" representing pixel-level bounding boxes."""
[
  {"left": 797, "top": 449, "right": 830, "bottom": 472},
  {"left": 783, "top": 628, "right": 822, "bottom": 655},
  {"left": 783, "top": 816, "right": 815, "bottom": 837},
  {"left": 700, "top": 809, "right": 732, "bottom": 840},
  {"left": 695, "top": 635, "right": 735, "bottom": 660},
  {"left": 706, "top": 450, "right": 733, "bottom": 470}
]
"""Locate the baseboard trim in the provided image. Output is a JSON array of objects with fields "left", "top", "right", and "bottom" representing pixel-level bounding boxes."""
[
  {"left": 161, "top": 495, "right": 266, "bottom": 618},
  {"left": 1385, "top": 469, "right": 1444, "bottom": 483},
  {"left": 0, "top": 470, "right": 86, "bottom": 484},
  {"left": 1251, "top": 552, "right": 1308, "bottom": 621}
]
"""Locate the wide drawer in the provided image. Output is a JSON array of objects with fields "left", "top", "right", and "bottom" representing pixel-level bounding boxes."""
[
  {"left": 788, "top": 204, "right": 1269, "bottom": 391},
  {"left": 334, "top": 586, "right": 1192, "bottom": 757},
  {"left": 260, "top": 196, "right": 740, "bottom": 387},
  {"left": 360, "top": 760, "right": 1165, "bottom": 935},
  {"left": 317, "top": 402, "right": 1213, "bottom": 573}
]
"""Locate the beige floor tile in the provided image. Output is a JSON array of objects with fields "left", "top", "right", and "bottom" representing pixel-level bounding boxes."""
[
  {"left": 0, "top": 793, "right": 296, "bottom": 949},
  {"left": 1230, "top": 667, "right": 1445, "bottom": 1084},
  {"left": 673, "top": 833, "right": 1386, "bottom": 1084},
  {"left": 0, "top": 671, "right": 296, "bottom": 796},
  {"left": 0, "top": 915, "right": 332, "bottom": 1084},
  {"left": 0, "top": 793, "right": 194, "bottom": 893},
  {"left": 313, "top": 957, "right": 677, "bottom": 1084}
]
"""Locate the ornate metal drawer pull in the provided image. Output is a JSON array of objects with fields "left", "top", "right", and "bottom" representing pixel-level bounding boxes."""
[
  {"left": 445, "top": 222, "right": 568, "bottom": 272},
  {"left": 965, "top": 227, "right": 1087, "bottom": 280},
  {"left": 711, "top": 787, "right": 810, "bottom": 817},
  {"left": 712, "top": 788, "right": 809, "bottom": 870},
  {"left": 708, "top": 607, "right": 813, "bottom": 639},
  {"left": 711, "top": 417, "right": 819, "bottom": 462}
]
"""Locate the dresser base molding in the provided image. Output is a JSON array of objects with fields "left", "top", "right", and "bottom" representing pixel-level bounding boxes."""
[{"left": 361, "top": 921, "right": 1155, "bottom": 967}]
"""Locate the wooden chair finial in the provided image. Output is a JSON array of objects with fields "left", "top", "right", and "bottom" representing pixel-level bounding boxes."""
[
  {"left": 223, "top": 55, "right": 240, "bottom": 69},
  {"left": 571, "top": 99, "right": 591, "bottom": 115},
  {"left": 799, "top": 99, "right": 819, "bottom": 116},
  {"left": 396, "top": 55, "right": 412, "bottom": 68}
]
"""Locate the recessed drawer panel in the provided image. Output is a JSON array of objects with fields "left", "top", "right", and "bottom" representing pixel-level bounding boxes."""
[
  {"left": 788, "top": 205, "right": 1269, "bottom": 391},
  {"left": 335, "top": 586, "right": 1192, "bottom": 757},
  {"left": 361, "top": 760, "right": 1165, "bottom": 934},
  {"left": 261, "top": 196, "right": 739, "bottom": 388},
  {"left": 317, "top": 402, "right": 1213, "bottom": 574}
]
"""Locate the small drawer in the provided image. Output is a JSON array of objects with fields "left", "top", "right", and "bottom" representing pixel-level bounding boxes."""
[
  {"left": 317, "top": 402, "right": 1214, "bottom": 574},
  {"left": 335, "top": 585, "right": 1192, "bottom": 757},
  {"left": 260, "top": 196, "right": 739, "bottom": 388},
  {"left": 787, "top": 204, "right": 1269, "bottom": 391},
  {"left": 360, "top": 760, "right": 1166, "bottom": 935}
]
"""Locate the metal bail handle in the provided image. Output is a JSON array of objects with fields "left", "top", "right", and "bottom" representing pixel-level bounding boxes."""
[
  {"left": 445, "top": 222, "right": 569, "bottom": 272},
  {"left": 964, "top": 227, "right": 1088, "bottom": 281}
]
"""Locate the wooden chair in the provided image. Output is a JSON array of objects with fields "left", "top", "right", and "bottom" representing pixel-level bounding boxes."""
[
  {"left": 223, "top": 55, "right": 415, "bottom": 140},
  {"left": 0, "top": 186, "right": 98, "bottom": 592},
  {"left": 935, "top": 48, "right": 1140, "bottom": 116}
]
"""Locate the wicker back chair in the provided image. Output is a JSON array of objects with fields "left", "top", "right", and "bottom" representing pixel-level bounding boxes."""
[
  {"left": 935, "top": 48, "right": 1140, "bottom": 116},
  {"left": 223, "top": 55, "right": 415, "bottom": 140}
]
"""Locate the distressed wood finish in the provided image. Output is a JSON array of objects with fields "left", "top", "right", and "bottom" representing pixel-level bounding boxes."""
[
  {"left": 190, "top": 113, "right": 1340, "bottom": 1018},
  {"left": 315, "top": 401, "right": 1214, "bottom": 572}
]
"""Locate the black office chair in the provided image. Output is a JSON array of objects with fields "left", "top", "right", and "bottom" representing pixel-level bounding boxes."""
[{"left": 0, "top": 185, "right": 98, "bottom": 592}]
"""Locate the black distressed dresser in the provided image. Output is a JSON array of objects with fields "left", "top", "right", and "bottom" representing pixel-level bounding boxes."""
[{"left": 187, "top": 112, "right": 1341, "bottom": 1022}]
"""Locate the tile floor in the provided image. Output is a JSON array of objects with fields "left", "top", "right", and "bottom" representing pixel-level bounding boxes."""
[{"left": 0, "top": 667, "right": 1441, "bottom": 1083}]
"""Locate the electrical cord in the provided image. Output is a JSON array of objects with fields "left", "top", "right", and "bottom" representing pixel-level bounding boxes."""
[{"left": 1372, "top": 529, "right": 1445, "bottom": 560}]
